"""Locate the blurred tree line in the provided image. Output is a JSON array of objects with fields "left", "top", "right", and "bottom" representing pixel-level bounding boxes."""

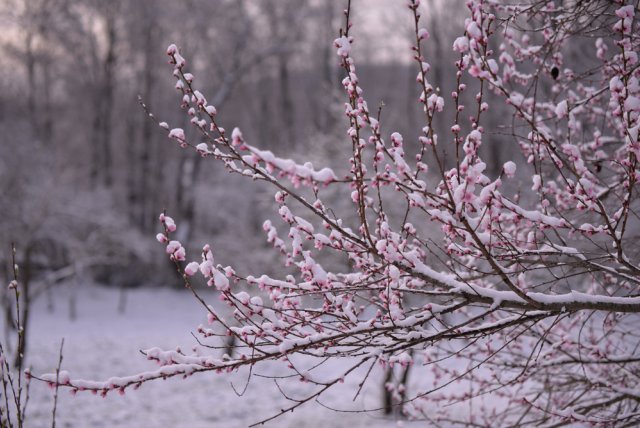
[{"left": 0, "top": 0, "right": 501, "bottom": 295}]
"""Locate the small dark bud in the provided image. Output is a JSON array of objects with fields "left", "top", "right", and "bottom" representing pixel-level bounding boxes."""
[{"left": 551, "top": 66, "right": 559, "bottom": 80}]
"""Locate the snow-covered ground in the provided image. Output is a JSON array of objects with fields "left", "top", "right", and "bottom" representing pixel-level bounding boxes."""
[{"left": 17, "top": 284, "right": 421, "bottom": 427}]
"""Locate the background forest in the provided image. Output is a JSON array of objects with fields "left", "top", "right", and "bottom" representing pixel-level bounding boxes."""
[{"left": 0, "top": 0, "right": 493, "bottom": 292}]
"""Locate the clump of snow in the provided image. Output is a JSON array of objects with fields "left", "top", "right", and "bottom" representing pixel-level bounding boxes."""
[
  {"left": 555, "top": 100, "right": 568, "bottom": 119},
  {"left": 334, "top": 36, "right": 352, "bottom": 57},
  {"left": 502, "top": 161, "right": 516, "bottom": 177}
]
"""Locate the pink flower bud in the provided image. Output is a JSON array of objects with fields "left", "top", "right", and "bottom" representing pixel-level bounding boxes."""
[{"left": 185, "top": 262, "right": 200, "bottom": 276}]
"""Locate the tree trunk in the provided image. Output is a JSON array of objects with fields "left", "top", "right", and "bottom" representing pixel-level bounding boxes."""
[
  {"left": 126, "top": 114, "right": 140, "bottom": 223},
  {"left": 278, "top": 53, "right": 294, "bottom": 148},
  {"left": 91, "top": 6, "right": 117, "bottom": 188},
  {"left": 139, "top": 23, "right": 157, "bottom": 233},
  {"left": 383, "top": 366, "right": 394, "bottom": 415},
  {"left": 25, "top": 31, "right": 38, "bottom": 137},
  {"left": 100, "top": 9, "right": 117, "bottom": 188}
]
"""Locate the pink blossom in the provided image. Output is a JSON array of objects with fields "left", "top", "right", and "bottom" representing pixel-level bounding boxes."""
[
  {"left": 555, "top": 100, "right": 568, "bottom": 118},
  {"left": 165, "top": 240, "right": 182, "bottom": 254},
  {"left": 417, "top": 28, "right": 430, "bottom": 40},
  {"left": 184, "top": 262, "right": 199, "bottom": 277},
  {"left": 334, "top": 36, "right": 351, "bottom": 57},
  {"left": 503, "top": 161, "right": 516, "bottom": 177},
  {"left": 453, "top": 36, "right": 469, "bottom": 53}
]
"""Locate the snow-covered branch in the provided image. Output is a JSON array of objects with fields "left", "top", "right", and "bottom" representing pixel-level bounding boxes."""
[{"left": 40, "top": 0, "right": 640, "bottom": 425}]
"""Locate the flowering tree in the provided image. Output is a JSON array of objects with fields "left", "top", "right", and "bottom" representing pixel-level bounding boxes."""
[{"left": 37, "top": 0, "right": 640, "bottom": 425}]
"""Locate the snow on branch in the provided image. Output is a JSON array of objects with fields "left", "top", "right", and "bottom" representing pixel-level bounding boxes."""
[{"left": 40, "top": 1, "right": 640, "bottom": 426}]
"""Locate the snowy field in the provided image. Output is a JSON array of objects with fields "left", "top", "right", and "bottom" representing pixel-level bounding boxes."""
[{"left": 17, "top": 284, "right": 424, "bottom": 427}]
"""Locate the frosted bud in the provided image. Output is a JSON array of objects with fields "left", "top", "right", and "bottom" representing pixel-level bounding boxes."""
[
  {"left": 185, "top": 262, "right": 200, "bottom": 277},
  {"left": 166, "top": 44, "right": 177, "bottom": 55},
  {"left": 503, "top": 161, "right": 516, "bottom": 178}
]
